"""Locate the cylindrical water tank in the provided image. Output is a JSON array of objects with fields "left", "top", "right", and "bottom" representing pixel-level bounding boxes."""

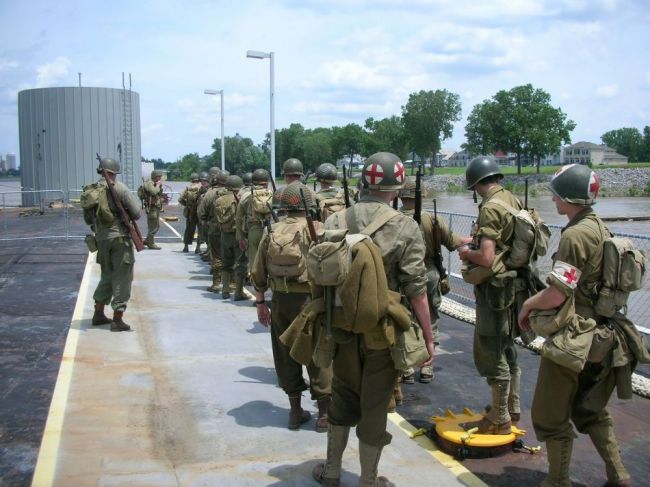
[{"left": 18, "top": 86, "right": 141, "bottom": 205}]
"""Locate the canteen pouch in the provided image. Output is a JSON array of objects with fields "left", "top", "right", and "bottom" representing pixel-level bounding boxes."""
[
  {"left": 541, "top": 312, "right": 597, "bottom": 373},
  {"left": 389, "top": 320, "right": 429, "bottom": 372},
  {"left": 484, "top": 270, "right": 517, "bottom": 311},
  {"left": 312, "top": 327, "right": 337, "bottom": 369},
  {"left": 587, "top": 324, "right": 616, "bottom": 364},
  {"left": 84, "top": 234, "right": 97, "bottom": 253}
]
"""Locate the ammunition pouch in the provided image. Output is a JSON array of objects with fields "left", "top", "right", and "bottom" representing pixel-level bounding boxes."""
[
  {"left": 389, "top": 319, "right": 429, "bottom": 372},
  {"left": 484, "top": 270, "right": 517, "bottom": 311},
  {"left": 84, "top": 234, "right": 97, "bottom": 253}
]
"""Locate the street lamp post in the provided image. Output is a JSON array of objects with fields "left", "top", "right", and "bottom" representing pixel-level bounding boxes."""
[
  {"left": 203, "top": 89, "right": 225, "bottom": 171},
  {"left": 246, "top": 50, "right": 275, "bottom": 178}
]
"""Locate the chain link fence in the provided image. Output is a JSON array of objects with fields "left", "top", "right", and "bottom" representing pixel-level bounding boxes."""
[{"left": 435, "top": 210, "right": 650, "bottom": 330}]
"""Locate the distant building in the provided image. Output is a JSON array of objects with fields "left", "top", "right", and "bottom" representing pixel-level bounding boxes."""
[
  {"left": 564, "top": 142, "right": 628, "bottom": 166},
  {"left": 6, "top": 153, "right": 17, "bottom": 170},
  {"left": 335, "top": 154, "right": 364, "bottom": 168},
  {"left": 447, "top": 150, "right": 474, "bottom": 167}
]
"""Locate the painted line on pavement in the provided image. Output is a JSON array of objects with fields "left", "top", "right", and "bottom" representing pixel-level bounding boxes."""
[
  {"left": 160, "top": 217, "right": 182, "bottom": 239},
  {"left": 388, "top": 412, "right": 488, "bottom": 486},
  {"left": 31, "top": 252, "right": 95, "bottom": 487}
]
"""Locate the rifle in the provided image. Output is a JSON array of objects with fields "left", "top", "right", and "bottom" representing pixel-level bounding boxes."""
[
  {"left": 414, "top": 164, "right": 422, "bottom": 224},
  {"left": 299, "top": 188, "right": 318, "bottom": 243},
  {"left": 341, "top": 164, "right": 351, "bottom": 208},
  {"left": 95, "top": 153, "right": 145, "bottom": 251},
  {"left": 432, "top": 199, "right": 447, "bottom": 281},
  {"left": 301, "top": 169, "right": 312, "bottom": 186},
  {"left": 269, "top": 174, "right": 277, "bottom": 193}
]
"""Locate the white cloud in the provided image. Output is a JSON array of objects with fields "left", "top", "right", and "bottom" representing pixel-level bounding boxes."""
[
  {"left": 0, "top": 59, "right": 19, "bottom": 71},
  {"left": 35, "top": 56, "right": 72, "bottom": 87},
  {"left": 318, "top": 60, "right": 393, "bottom": 91},
  {"left": 644, "top": 71, "right": 650, "bottom": 90},
  {"left": 595, "top": 84, "right": 619, "bottom": 98},
  {"left": 142, "top": 123, "right": 164, "bottom": 136}
]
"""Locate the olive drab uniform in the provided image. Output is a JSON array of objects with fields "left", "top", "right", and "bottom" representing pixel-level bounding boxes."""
[
  {"left": 84, "top": 178, "right": 141, "bottom": 317},
  {"left": 178, "top": 180, "right": 201, "bottom": 251},
  {"left": 236, "top": 185, "right": 273, "bottom": 274},
  {"left": 315, "top": 186, "right": 347, "bottom": 222},
  {"left": 250, "top": 210, "right": 332, "bottom": 430},
  {"left": 194, "top": 184, "right": 209, "bottom": 253},
  {"left": 198, "top": 180, "right": 229, "bottom": 290},
  {"left": 532, "top": 207, "right": 631, "bottom": 486},
  {"left": 472, "top": 184, "right": 528, "bottom": 427},
  {"left": 142, "top": 178, "right": 163, "bottom": 249}
]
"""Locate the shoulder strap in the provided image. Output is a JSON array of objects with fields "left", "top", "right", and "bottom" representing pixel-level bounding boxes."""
[
  {"left": 486, "top": 197, "right": 519, "bottom": 217},
  {"left": 345, "top": 205, "right": 398, "bottom": 237}
]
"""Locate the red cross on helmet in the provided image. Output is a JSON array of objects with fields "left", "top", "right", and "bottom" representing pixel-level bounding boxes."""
[
  {"left": 549, "top": 163, "right": 599, "bottom": 205},
  {"left": 362, "top": 152, "right": 405, "bottom": 191}
]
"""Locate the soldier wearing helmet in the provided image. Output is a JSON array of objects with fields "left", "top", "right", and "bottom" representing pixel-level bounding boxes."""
[
  {"left": 191, "top": 172, "right": 210, "bottom": 254},
  {"left": 141, "top": 169, "right": 165, "bottom": 249},
  {"left": 242, "top": 172, "right": 253, "bottom": 188},
  {"left": 251, "top": 179, "right": 332, "bottom": 434},
  {"left": 314, "top": 163, "right": 348, "bottom": 222},
  {"left": 236, "top": 168, "right": 273, "bottom": 274},
  {"left": 395, "top": 177, "right": 465, "bottom": 389},
  {"left": 312, "top": 152, "right": 433, "bottom": 487},
  {"left": 83, "top": 157, "right": 141, "bottom": 331},
  {"left": 457, "top": 155, "right": 528, "bottom": 435},
  {"left": 178, "top": 173, "right": 203, "bottom": 253},
  {"left": 283, "top": 158, "right": 317, "bottom": 215},
  {"left": 519, "top": 164, "right": 633, "bottom": 487}
]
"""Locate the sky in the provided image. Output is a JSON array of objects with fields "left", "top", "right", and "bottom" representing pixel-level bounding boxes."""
[{"left": 1, "top": 0, "right": 649, "bottom": 166}]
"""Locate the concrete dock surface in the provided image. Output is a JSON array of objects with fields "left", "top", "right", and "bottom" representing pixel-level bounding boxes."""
[{"left": 30, "top": 241, "right": 483, "bottom": 487}]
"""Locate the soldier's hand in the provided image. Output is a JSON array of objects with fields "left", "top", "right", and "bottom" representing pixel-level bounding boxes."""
[
  {"left": 239, "top": 239, "right": 248, "bottom": 251},
  {"left": 518, "top": 307, "right": 531, "bottom": 331},
  {"left": 420, "top": 340, "right": 435, "bottom": 367},
  {"left": 256, "top": 302, "right": 271, "bottom": 327},
  {"left": 457, "top": 245, "right": 470, "bottom": 261}
]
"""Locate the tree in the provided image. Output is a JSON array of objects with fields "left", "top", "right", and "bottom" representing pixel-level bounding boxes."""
[
  {"left": 401, "top": 89, "right": 462, "bottom": 174},
  {"left": 332, "top": 123, "right": 365, "bottom": 165},
  {"left": 643, "top": 126, "right": 650, "bottom": 162},
  {"left": 364, "top": 116, "right": 408, "bottom": 158},
  {"left": 601, "top": 127, "right": 644, "bottom": 162},
  {"left": 299, "top": 129, "right": 333, "bottom": 171},
  {"left": 217, "top": 134, "right": 264, "bottom": 174},
  {"left": 275, "top": 123, "right": 306, "bottom": 166},
  {"left": 464, "top": 84, "right": 575, "bottom": 174}
]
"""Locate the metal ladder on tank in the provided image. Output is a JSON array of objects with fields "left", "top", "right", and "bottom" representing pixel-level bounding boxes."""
[{"left": 121, "top": 73, "right": 134, "bottom": 188}]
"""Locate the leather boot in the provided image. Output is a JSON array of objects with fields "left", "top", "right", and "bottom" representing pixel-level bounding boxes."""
[
  {"left": 316, "top": 396, "right": 331, "bottom": 433},
  {"left": 207, "top": 272, "right": 221, "bottom": 293},
  {"left": 111, "top": 311, "right": 131, "bottom": 332},
  {"left": 478, "top": 380, "right": 511, "bottom": 434},
  {"left": 182, "top": 244, "right": 189, "bottom": 253},
  {"left": 194, "top": 243, "right": 201, "bottom": 254},
  {"left": 145, "top": 237, "right": 161, "bottom": 250},
  {"left": 221, "top": 271, "right": 232, "bottom": 299},
  {"left": 509, "top": 371, "right": 521, "bottom": 423},
  {"left": 233, "top": 275, "right": 249, "bottom": 301},
  {"left": 359, "top": 441, "right": 394, "bottom": 487},
  {"left": 92, "top": 302, "right": 112, "bottom": 326},
  {"left": 288, "top": 395, "right": 311, "bottom": 430},
  {"left": 588, "top": 424, "right": 631, "bottom": 486},
  {"left": 312, "top": 424, "right": 350, "bottom": 486},
  {"left": 541, "top": 439, "right": 573, "bottom": 487}
]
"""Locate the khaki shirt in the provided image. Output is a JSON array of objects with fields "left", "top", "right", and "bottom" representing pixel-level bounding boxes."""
[
  {"left": 198, "top": 185, "right": 229, "bottom": 229},
  {"left": 325, "top": 195, "right": 427, "bottom": 299},
  {"left": 235, "top": 189, "right": 253, "bottom": 240},
  {"left": 143, "top": 180, "right": 162, "bottom": 209},
  {"left": 178, "top": 182, "right": 201, "bottom": 207},
  {"left": 547, "top": 207, "right": 604, "bottom": 320},
  {"left": 94, "top": 179, "right": 141, "bottom": 241},
  {"left": 401, "top": 209, "right": 462, "bottom": 263}
]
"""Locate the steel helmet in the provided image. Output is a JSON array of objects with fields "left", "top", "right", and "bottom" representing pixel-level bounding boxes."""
[
  {"left": 316, "top": 163, "right": 338, "bottom": 182},
  {"left": 97, "top": 158, "right": 121, "bottom": 174},
  {"left": 190, "top": 172, "right": 199, "bottom": 182},
  {"left": 208, "top": 166, "right": 220, "bottom": 176},
  {"left": 151, "top": 169, "right": 163, "bottom": 179},
  {"left": 282, "top": 158, "right": 304, "bottom": 176},
  {"left": 252, "top": 168, "right": 270, "bottom": 185},
  {"left": 225, "top": 175, "right": 244, "bottom": 190},
  {"left": 216, "top": 169, "right": 230, "bottom": 185},
  {"left": 199, "top": 171, "right": 209, "bottom": 182},
  {"left": 280, "top": 183, "right": 313, "bottom": 211},
  {"left": 242, "top": 172, "right": 253, "bottom": 186},
  {"left": 361, "top": 152, "right": 406, "bottom": 191},
  {"left": 398, "top": 177, "right": 417, "bottom": 199},
  {"left": 550, "top": 164, "right": 600, "bottom": 206},
  {"left": 465, "top": 156, "right": 503, "bottom": 189}
]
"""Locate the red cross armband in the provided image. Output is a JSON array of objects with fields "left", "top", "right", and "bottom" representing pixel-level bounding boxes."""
[{"left": 548, "top": 260, "right": 582, "bottom": 294}]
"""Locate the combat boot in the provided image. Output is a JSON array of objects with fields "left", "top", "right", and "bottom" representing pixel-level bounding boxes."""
[
  {"left": 587, "top": 423, "right": 631, "bottom": 486},
  {"left": 233, "top": 275, "right": 249, "bottom": 301},
  {"left": 288, "top": 394, "right": 311, "bottom": 430},
  {"left": 402, "top": 368, "right": 415, "bottom": 384},
  {"left": 470, "top": 380, "right": 511, "bottom": 434},
  {"left": 92, "top": 302, "right": 112, "bottom": 326},
  {"left": 359, "top": 441, "right": 394, "bottom": 487},
  {"left": 541, "top": 439, "right": 573, "bottom": 487},
  {"left": 312, "top": 424, "right": 350, "bottom": 487},
  {"left": 182, "top": 244, "right": 189, "bottom": 253},
  {"left": 315, "top": 395, "right": 331, "bottom": 433},
  {"left": 207, "top": 273, "right": 221, "bottom": 293},
  {"left": 194, "top": 243, "right": 201, "bottom": 254},
  {"left": 509, "top": 371, "right": 521, "bottom": 423},
  {"left": 111, "top": 311, "right": 131, "bottom": 332},
  {"left": 221, "top": 271, "right": 232, "bottom": 300},
  {"left": 145, "top": 237, "right": 161, "bottom": 250},
  {"left": 419, "top": 364, "right": 434, "bottom": 383}
]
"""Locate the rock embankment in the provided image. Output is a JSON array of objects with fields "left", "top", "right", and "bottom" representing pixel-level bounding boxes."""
[{"left": 425, "top": 168, "right": 650, "bottom": 197}]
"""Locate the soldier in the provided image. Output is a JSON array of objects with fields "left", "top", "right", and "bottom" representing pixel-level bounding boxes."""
[
  {"left": 236, "top": 169, "right": 273, "bottom": 275},
  {"left": 457, "top": 155, "right": 528, "bottom": 435},
  {"left": 251, "top": 183, "right": 332, "bottom": 432},
  {"left": 519, "top": 165, "right": 632, "bottom": 487},
  {"left": 142, "top": 169, "right": 164, "bottom": 249},
  {"left": 282, "top": 158, "right": 317, "bottom": 214},
  {"left": 178, "top": 172, "right": 201, "bottom": 253},
  {"left": 398, "top": 177, "right": 466, "bottom": 384},
  {"left": 193, "top": 171, "right": 210, "bottom": 254},
  {"left": 242, "top": 172, "right": 253, "bottom": 189},
  {"left": 314, "top": 162, "right": 347, "bottom": 222},
  {"left": 312, "top": 152, "right": 434, "bottom": 487},
  {"left": 83, "top": 158, "right": 141, "bottom": 332},
  {"left": 199, "top": 169, "right": 230, "bottom": 292},
  {"left": 198, "top": 167, "right": 222, "bottom": 260},
  {"left": 215, "top": 175, "right": 249, "bottom": 300}
]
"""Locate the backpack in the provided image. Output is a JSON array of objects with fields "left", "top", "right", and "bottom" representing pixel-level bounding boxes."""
[
  {"left": 179, "top": 186, "right": 200, "bottom": 218},
  {"left": 318, "top": 194, "right": 346, "bottom": 222},
  {"left": 137, "top": 184, "right": 146, "bottom": 202},
  {"left": 80, "top": 182, "right": 114, "bottom": 226},
  {"left": 594, "top": 222, "right": 647, "bottom": 317},
  {"left": 266, "top": 220, "right": 310, "bottom": 280},
  {"left": 214, "top": 194, "right": 237, "bottom": 232},
  {"left": 250, "top": 188, "right": 273, "bottom": 221},
  {"left": 487, "top": 199, "right": 551, "bottom": 269}
]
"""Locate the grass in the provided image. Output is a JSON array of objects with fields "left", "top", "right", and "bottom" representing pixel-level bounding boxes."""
[{"left": 431, "top": 162, "right": 650, "bottom": 176}]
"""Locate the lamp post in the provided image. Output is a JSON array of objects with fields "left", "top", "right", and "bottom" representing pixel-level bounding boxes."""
[
  {"left": 246, "top": 50, "right": 275, "bottom": 178},
  {"left": 203, "top": 89, "right": 225, "bottom": 171}
]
